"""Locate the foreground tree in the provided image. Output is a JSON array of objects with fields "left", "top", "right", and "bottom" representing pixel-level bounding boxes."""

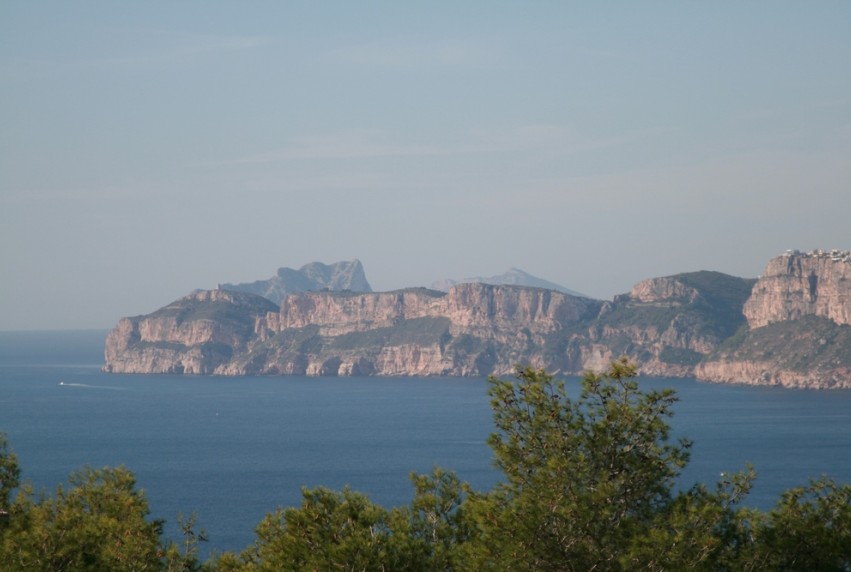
[
  {"left": 737, "top": 477, "right": 851, "bottom": 570},
  {"left": 4, "top": 360, "right": 851, "bottom": 570},
  {"left": 214, "top": 359, "right": 760, "bottom": 571},
  {"left": 162, "top": 512, "right": 209, "bottom": 572},
  {"left": 460, "top": 359, "right": 721, "bottom": 570},
  {"left": 0, "top": 434, "right": 21, "bottom": 536},
  {"left": 0, "top": 466, "right": 163, "bottom": 571},
  {"left": 214, "top": 467, "right": 471, "bottom": 571},
  {"left": 0, "top": 434, "right": 20, "bottom": 509}
]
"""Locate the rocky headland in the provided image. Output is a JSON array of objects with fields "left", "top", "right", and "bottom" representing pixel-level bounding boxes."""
[
  {"left": 104, "top": 251, "right": 851, "bottom": 388},
  {"left": 696, "top": 249, "right": 851, "bottom": 389}
]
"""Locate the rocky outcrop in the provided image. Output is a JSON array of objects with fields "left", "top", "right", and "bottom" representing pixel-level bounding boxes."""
[
  {"left": 219, "top": 260, "right": 372, "bottom": 305},
  {"left": 102, "top": 274, "right": 741, "bottom": 379},
  {"left": 743, "top": 251, "right": 851, "bottom": 328},
  {"left": 695, "top": 251, "right": 851, "bottom": 388},
  {"left": 242, "top": 284, "right": 602, "bottom": 377},
  {"left": 262, "top": 289, "right": 446, "bottom": 337},
  {"left": 696, "top": 360, "right": 851, "bottom": 390},
  {"left": 695, "top": 314, "right": 851, "bottom": 389},
  {"left": 591, "top": 271, "right": 756, "bottom": 377},
  {"left": 103, "top": 289, "right": 278, "bottom": 374},
  {"left": 104, "top": 252, "right": 851, "bottom": 388},
  {"left": 104, "top": 283, "right": 603, "bottom": 377},
  {"left": 627, "top": 277, "right": 700, "bottom": 305}
]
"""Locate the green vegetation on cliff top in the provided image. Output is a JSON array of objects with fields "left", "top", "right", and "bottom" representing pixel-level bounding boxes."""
[
  {"left": 145, "top": 292, "right": 278, "bottom": 329},
  {"left": 713, "top": 315, "right": 851, "bottom": 371},
  {"left": 598, "top": 271, "right": 754, "bottom": 339}
]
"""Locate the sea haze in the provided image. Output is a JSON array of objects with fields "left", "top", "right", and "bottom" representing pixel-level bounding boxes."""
[{"left": 1, "top": 331, "right": 851, "bottom": 556}]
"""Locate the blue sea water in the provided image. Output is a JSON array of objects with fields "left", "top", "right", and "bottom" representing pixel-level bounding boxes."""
[{"left": 1, "top": 330, "right": 851, "bottom": 557}]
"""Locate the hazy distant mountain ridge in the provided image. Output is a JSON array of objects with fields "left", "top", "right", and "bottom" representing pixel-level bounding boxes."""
[
  {"left": 431, "top": 268, "right": 589, "bottom": 298},
  {"left": 104, "top": 251, "right": 851, "bottom": 389},
  {"left": 219, "top": 260, "right": 371, "bottom": 305}
]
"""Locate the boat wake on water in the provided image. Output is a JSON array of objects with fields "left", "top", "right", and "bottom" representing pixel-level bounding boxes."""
[{"left": 59, "top": 381, "right": 125, "bottom": 390}]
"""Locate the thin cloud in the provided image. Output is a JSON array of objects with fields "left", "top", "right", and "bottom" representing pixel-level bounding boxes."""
[
  {"left": 232, "top": 124, "right": 670, "bottom": 165},
  {"left": 328, "top": 36, "right": 503, "bottom": 70},
  {"left": 0, "top": 182, "right": 176, "bottom": 205},
  {"left": 236, "top": 131, "right": 445, "bottom": 162},
  {"left": 83, "top": 31, "right": 275, "bottom": 68},
  {"left": 0, "top": 31, "right": 274, "bottom": 78}
]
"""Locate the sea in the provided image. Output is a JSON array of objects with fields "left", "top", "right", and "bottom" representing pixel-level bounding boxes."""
[{"left": 1, "top": 330, "right": 851, "bottom": 558}]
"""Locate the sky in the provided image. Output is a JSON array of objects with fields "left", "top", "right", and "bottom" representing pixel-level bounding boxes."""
[{"left": 1, "top": 2, "right": 850, "bottom": 330}]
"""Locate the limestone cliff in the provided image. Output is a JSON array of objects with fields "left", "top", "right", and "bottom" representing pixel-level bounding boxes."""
[
  {"left": 585, "top": 271, "right": 755, "bottom": 377},
  {"left": 231, "top": 284, "right": 602, "bottom": 377},
  {"left": 695, "top": 251, "right": 851, "bottom": 389},
  {"left": 105, "top": 284, "right": 602, "bottom": 377},
  {"left": 743, "top": 251, "right": 851, "bottom": 328},
  {"left": 104, "top": 251, "right": 851, "bottom": 388},
  {"left": 103, "top": 289, "right": 278, "bottom": 374},
  {"left": 102, "top": 273, "right": 742, "bottom": 379},
  {"left": 261, "top": 288, "right": 446, "bottom": 337}
]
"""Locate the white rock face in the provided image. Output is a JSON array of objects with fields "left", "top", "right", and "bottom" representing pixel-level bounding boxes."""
[
  {"left": 266, "top": 289, "right": 443, "bottom": 336},
  {"left": 744, "top": 253, "right": 851, "bottom": 328},
  {"left": 104, "top": 283, "right": 604, "bottom": 377},
  {"left": 628, "top": 277, "right": 699, "bottom": 305},
  {"left": 696, "top": 360, "right": 851, "bottom": 390},
  {"left": 260, "top": 284, "right": 593, "bottom": 339},
  {"left": 102, "top": 254, "right": 851, "bottom": 387}
]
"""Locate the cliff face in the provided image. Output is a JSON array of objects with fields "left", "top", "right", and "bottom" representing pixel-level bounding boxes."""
[
  {"left": 103, "top": 274, "right": 745, "bottom": 379},
  {"left": 104, "top": 284, "right": 602, "bottom": 377},
  {"left": 695, "top": 315, "right": 851, "bottom": 389},
  {"left": 587, "top": 271, "right": 756, "bottom": 377},
  {"left": 743, "top": 252, "right": 851, "bottom": 328},
  {"left": 238, "top": 284, "right": 602, "bottom": 377},
  {"left": 627, "top": 276, "right": 700, "bottom": 304},
  {"left": 103, "top": 252, "right": 851, "bottom": 388},
  {"left": 696, "top": 252, "right": 851, "bottom": 389},
  {"left": 103, "top": 289, "right": 278, "bottom": 374},
  {"left": 262, "top": 289, "right": 445, "bottom": 337},
  {"left": 261, "top": 283, "right": 589, "bottom": 337}
]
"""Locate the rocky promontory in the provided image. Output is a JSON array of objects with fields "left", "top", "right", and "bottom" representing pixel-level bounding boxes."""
[
  {"left": 104, "top": 252, "right": 851, "bottom": 388},
  {"left": 696, "top": 250, "right": 851, "bottom": 389},
  {"left": 743, "top": 250, "right": 851, "bottom": 328},
  {"left": 104, "top": 289, "right": 278, "bottom": 374}
]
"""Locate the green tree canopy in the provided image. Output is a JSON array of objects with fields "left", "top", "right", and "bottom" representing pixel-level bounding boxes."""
[
  {"left": 469, "top": 360, "right": 691, "bottom": 568},
  {"left": 0, "top": 433, "right": 20, "bottom": 514},
  {"left": 0, "top": 466, "right": 163, "bottom": 572}
]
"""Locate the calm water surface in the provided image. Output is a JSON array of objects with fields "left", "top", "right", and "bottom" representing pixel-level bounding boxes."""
[{"left": 2, "top": 330, "right": 850, "bottom": 556}]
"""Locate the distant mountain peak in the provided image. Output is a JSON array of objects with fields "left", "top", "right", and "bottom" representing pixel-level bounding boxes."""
[
  {"left": 220, "top": 259, "right": 372, "bottom": 305},
  {"left": 430, "top": 268, "right": 591, "bottom": 298}
]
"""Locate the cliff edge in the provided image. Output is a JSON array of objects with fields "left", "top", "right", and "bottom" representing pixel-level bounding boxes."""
[
  {"left": 695, "top": 250, "right": 851, "bottom": 389},
  {"left": 104, "top": 251, "right": 851, "bottom": 388}
]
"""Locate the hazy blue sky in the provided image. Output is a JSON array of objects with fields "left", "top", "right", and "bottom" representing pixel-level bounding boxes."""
[{"left": 2, "top": 2, "right": 850, "bottom": 330}]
